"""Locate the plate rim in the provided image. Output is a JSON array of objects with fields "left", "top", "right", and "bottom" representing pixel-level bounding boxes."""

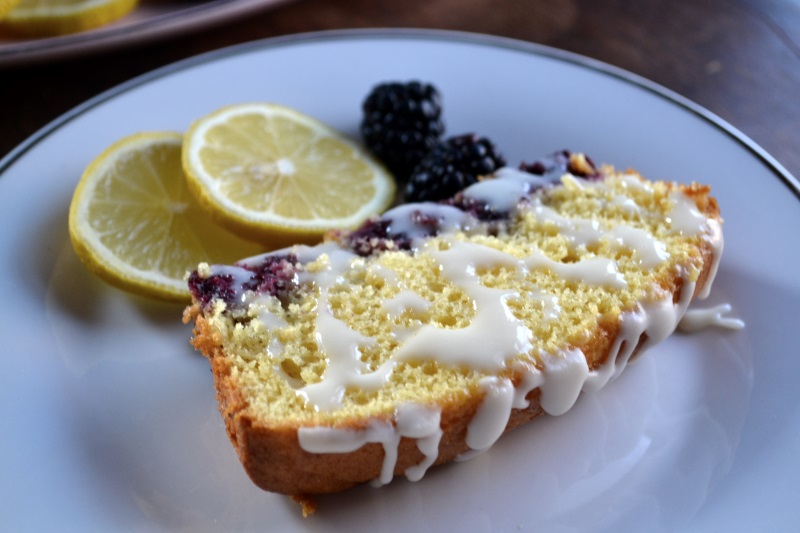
[
  {"left": 0, "top": 0, "right": 294, "bottom": 67},
  {"left": 1, "top": 27, "right": 799, "bottom": 203}
]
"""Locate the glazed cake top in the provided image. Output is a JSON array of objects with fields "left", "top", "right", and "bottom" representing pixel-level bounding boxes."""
[{"left": 188, "top": 155, "right": 721, "bottom": 428}]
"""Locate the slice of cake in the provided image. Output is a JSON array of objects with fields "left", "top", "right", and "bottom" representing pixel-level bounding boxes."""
[{"left": 183, "top": 152, "right": 722, "bottom": 511}]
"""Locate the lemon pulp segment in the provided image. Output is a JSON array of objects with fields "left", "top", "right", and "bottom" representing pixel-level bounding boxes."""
[
  {"left": 69, "top": 131, "right": 263, "bottom": 301},
  {"left": 182, "top": 103, "right": 395, "bottom": 246}
]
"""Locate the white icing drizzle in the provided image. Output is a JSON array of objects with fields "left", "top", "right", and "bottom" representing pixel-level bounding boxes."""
[
  {"left": 465, "top": 377, "right": 516, "bottom": 451},
  {"left": 611, "top": 193, "right": 641, "bottom": 214},
  {"left": 510, "top": 362, "right": 545, "bottom": 409},
  {"left": 531, "top": 201, "right": 604, "bottom": 248},
  {"left": 297, "top": 300, "right": 383, "bottom": 410},
  {"left": 266, "top": 169, "right": 736, "bottom": 487},
  {"left": 392, "top": 240, "right": 534, "bottom": 371},
  {"left": 207, "top": 264, "right": 262, "bottom": 305},
  {"left": 538, "top": 349, "right": 590, "bottom": 416},
  {"left": 381, "top": 289, "right": 431, "bottom": 319},
  {"left": 400, "top": 404, "right": 444, "bottom": 482},
  {"left": 697, "top": 218, "right": 723, "bottom": 299},
  {"left": 382, "top": 203, "right": 475, "bottom": 248},
  {"left": 368, "top": 263, "right": 398, "bottom": 283},
  {"left": 667, "top": 192, "right": 724, "bottom": 300},
  {"left": 678, "top": 304, "right": 745, "bottom": 332},
  {"left": 609, "top": 225, "right": 670, "bottom": 268},
  {"left": 462, "top": 168, "right": 547, "bottom": 213},
  {"left": 668, "top": 190, "right": 707, "bottom": 234},
  {"left": 583, "top": 279, "right": 696, "bottom": 394},
  {"left": 494, "top": 166, "right": 555, "bottom": 187},
  {"left": 533, "top": 291, "right": 562, "bottom": 322},
  {"left": 292, "top": 247, "right": 392, "bottom": 411},
  {"left": 524, "top": 248, "right": 626, "bottom": 288},
  {"left": 618, "top": 173, "right": 653, "bottom": 191},
  {"left": 463, "top": 177, "right": 529, "bottom": 213},
  {"left": 298, "top": 404, "right": 442, "bottom": 486},
  {"left": 530, "top": 197, "right": 670, "bottom": 270},
  {"left": 256, "top": 304, "right": 288, "bottom": 362}
]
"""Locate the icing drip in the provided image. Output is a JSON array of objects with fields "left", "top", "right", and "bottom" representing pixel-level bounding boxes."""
[
  {"left": 538, "top": 349, "right": 590, "bottom": 416},
  {"left": 678, "top": 304, "right": 745, "bottom": 332},
  {"left": 667, "top": 190, "right": 707, "bottom": 234},
  {"left": 667, "top": 191, "right": 724, "bottom": 299},
  {"left": 298, "top": 403, "right": 442, "bottom": 485},
  {"left": 510, "top": 363, "right": 545, "bottom": 409},
  {"left": 583, "top": 278, "right": 696, "bottom": 394},
  {"left": 697, "top": 218, "right": 723, "bottom": 299},
  {"left": 465, "top": 377, "right": 516, "bottom": 452}
]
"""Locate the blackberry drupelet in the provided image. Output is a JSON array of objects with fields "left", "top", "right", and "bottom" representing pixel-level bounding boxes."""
[
  {"left": 360, "top": 81, "right": 445, "bottom": 180},
  {"left": 404, "top": 134, "right": 506, "bottom": 203}
]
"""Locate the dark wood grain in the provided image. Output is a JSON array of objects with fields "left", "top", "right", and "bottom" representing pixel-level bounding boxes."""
[{"left": 2, "top": 0, "right": 799, "bottom": 180}]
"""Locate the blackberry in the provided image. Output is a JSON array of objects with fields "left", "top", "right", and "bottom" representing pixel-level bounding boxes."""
[
  {"left": 404, "top": 134, "right": 506, "bottom": 203},
  {"left": 360, "top": 81, "right": 445, "bottom": 180}
]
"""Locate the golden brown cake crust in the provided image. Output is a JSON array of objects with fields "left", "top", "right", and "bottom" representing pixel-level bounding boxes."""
[{"left": 183, "top": 181, "right": 721, "bottom": 509}]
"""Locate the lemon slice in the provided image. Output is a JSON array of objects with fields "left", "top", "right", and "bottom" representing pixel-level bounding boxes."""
[
  {"left": 69, "top": 132, "right": 264, "bottom": 302},
  {"left": 0, "top": 0, "right": 137, "bottom": 38},
  {"left": 182, "top": 103, "right": 395, "bottom": 247},
  {"left": 0, "top": 0, "right": 22, "bottom": 20}
]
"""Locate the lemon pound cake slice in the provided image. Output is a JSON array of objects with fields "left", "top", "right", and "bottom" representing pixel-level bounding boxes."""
[{"left": 184, "top": 151, "right": 722, "bottom": 508}]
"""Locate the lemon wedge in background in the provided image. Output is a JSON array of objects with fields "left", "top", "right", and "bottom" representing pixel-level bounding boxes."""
[
  {"left": 69, "top": 132, "right": 264, "bottom": 302},
  {"left": 0, "top": 0, "right": 137, "bottom": 37},
  {"left": 182, "top": 103, "right": 395, "bottom": 247},
  {"left": 0, "top": 0, "right": 21, "bottom": 21}
]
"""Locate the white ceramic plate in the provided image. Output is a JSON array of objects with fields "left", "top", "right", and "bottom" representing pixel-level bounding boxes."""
[
  {"left": 0, "top": 0, "right": 293, "bottom": 67},
  {"left": 1, "top": 30, "right": 798, "bottom": 532}
]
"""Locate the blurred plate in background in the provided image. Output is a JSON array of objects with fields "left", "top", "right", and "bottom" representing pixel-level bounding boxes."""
[{"left": 0, "top": 0, "right": 294, "bottom": 67}]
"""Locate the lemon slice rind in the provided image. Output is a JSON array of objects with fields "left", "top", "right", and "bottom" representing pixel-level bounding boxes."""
[
  {"left": 0, "top": 0, "right": 22, "bottom": 20},
  {"left": 182, "top": 103, "right": 395, "bottom": 247},
  {"left": 69, "top": 131, "right": 263, "bottom": 302},
  {"left": 1, "top": 0, "right": 138, "bottom": 37}
]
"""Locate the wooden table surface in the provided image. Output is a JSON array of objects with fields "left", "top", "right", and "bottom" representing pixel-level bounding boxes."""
[{"left": 2, "top": 0, "right": 799, "bottom": 182}]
